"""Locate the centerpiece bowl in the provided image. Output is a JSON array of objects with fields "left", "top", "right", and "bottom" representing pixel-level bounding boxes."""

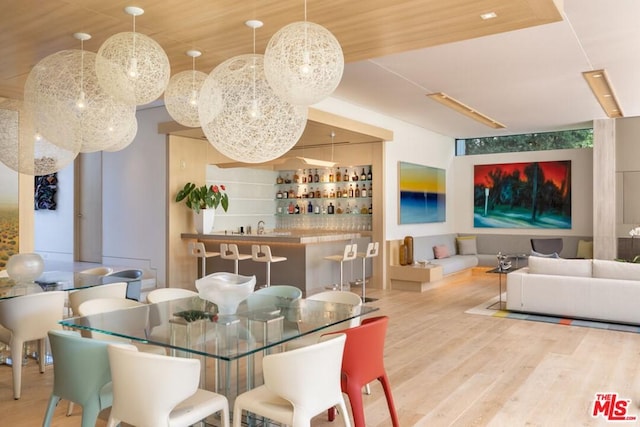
[{"left": 195, "top": 272, "right": 256, "bottom": 316}]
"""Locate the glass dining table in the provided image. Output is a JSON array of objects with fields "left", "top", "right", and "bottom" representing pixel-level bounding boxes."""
[
  {"left": 0, "top": 271, "right": 140, "bottom": 300},
  {"left": 59, "top": 294, "right": 378, "bottom": 414}
]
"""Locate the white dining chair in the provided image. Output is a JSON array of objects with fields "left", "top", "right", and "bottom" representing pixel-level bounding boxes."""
[
  {"left": 68, "top": 281, "right": 128, "bottom": 317},
  {"left": 0, "top": 291, "right": 66, "bottom": 399},
  {"left": 79, "top": 266, "right": 114, "bottom": 276},
  {"left": 107, "top": 343, "right": 229, "bottom": 427},
  {"left": 146, "top": 287, "right": 199, "bottom": 304}
]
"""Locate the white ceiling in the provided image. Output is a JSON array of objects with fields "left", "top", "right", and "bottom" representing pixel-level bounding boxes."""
[{"left": 333, "top": 0, "right": 640, "bottom": 138}]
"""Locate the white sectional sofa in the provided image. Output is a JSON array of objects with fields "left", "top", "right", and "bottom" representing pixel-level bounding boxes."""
[{"left": 506, "top": 256, "right": 640, "bottom": 325}]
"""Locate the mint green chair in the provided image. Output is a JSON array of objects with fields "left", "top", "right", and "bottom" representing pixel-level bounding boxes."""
[{"left": 42, "top": 330, "right": 113, "bottom": 427}]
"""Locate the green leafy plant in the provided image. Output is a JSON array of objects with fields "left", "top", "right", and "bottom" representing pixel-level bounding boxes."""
[{"left": 175, "top": 182, "right": 229, "bottom": 214}]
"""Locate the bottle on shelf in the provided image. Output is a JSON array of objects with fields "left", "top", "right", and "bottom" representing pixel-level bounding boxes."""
[
  {"left": 293, "top": 170, "right": 300, "bottom": 183},
  {"left": 343, "top": 168, "right": 349, "bottom": 181},
  {"left": 368, "top": 203, "right": 373, "bottom": 214},
  {"left": 342, "top": 187, "right": 348, "bottom": 198},
  {"left": 352, "top": 170, "right": 358, "bottom": 181},
  {"left": 361, "top": 185, "right": 367, "bottom": 198},
  {"left": 329, "top": 169, "right": 334, "bottom": 182},
  {"left": 276, "top": 189, "right": 283, "bottom": 199},
  {"left": 294, "top": 203, "right": 300, "bottom": 214},
  {"left": 276, "top": 175, "right": 284, "bottom": 184},
  {"left": 360, "top": 204, "right": 368, "bottom": 214},
  {"left": 323, "top": 188, "right": 328, "bottom": 198},
  {"left": 308, "top": 186, "right": 314, "bottom": 198},
  {"left": 284, "top": 173, "right": 291, "bottom": 184},
  {"left": 348, "top": 184, "right": 354, "bottom": 198},
  {"left": 314, "top": 169, "right": 319, "bottom": 183},
  {"left": 314, "top": 203, "right": 320, "bottom": 214},
  {"left": 355, "top": 184, "right": 360, "bottom": 198},
  {"left": 336, "top": 202, "right": 343, "bottom": 214},
  {"left": 288, "top": 202, "right": 295, "bottom": 214},
  {"left": 367, "top": 167, "right": 373, "bottom": 181},
  {"left": 302, "top": 169, "right": 307, "bottom": 183},
  {"left": 307, "top": 200, "right": 313, "bottom": 213},
  {"left": 329, "top": 187, "right": 335, "bottom": 198},
  {"left": 315, "top": 187, "right": 321, "bottom": 198},
  {"left": 307, "top": 169, "right": 313, "bottom": 183},
  {"left": 360, "top": 168, "right": 366, "bottom": 181},
  {"left": 328, "top": 202, "right": 335, "bottom": 214},
  {"left": 288, "top": 187, "right": 295, "bottom": 199},
  {"left": 336, "top": 169, "right": 342, "bottom": 182}
]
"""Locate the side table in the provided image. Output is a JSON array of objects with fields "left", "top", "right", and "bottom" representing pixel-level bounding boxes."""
[{"left": 486, "top": 267, "right": 521, "bottom": 310}]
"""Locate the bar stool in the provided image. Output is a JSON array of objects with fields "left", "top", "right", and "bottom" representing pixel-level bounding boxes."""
[
  {"left": 251, "top": 245, "right": 287, "bottom": 288},
  {"left": 357, "top": 242, "right": 379, "bottom": 302},
  {"left": 220, "top": 243, "right": 251, "bottom": 274},
  {"left": 324, "top": 243, "right": 357, "bottom": 291},
  {"left": 188, "top": 242, "right": 219, "bottom": 279}
]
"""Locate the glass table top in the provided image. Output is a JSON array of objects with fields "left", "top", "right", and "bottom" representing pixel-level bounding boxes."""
[
  {"left": 60, "top": 294, "right": 378, "bottom": 361},
  {"left": 0, "top": 271, "right": 141, "bottom": 299}
]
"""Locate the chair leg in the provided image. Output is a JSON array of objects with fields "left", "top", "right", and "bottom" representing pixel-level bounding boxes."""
[
  {"left": 265, "top": 262, "right": 271, "bottom": 287},
  {"left": 345, "top": 381, "right": 366, "bottom": 427},
  {"left": 337, "top": 399, "right": 353, "bottom": 427},
  {"left": 43, "top": 395, "right": 62, "bottom": 426},
  {"left": 10, "top": 339, "right": 23, "bottom": 399},
  {"left": 80, "top": 400, "right": 102, "bottom": 427},
  {"left": 234, "top": 260, "right": 239, "bottom": 275},
  {"left": 67, "top": 401, "right": 75, "bottom": 416},
  {"left": 361, "top": 258, "right": 367, "bottom": 302},
  {"left": 379, "top": 375, "right": 400, "bottom": 427},
  {"left": 201, "top": 256, "right": 207, "bottom": 279},
  {"left": 339, "top": 261, "right": 344, "bottom": 291},
  {"left": 38, "top": 338, "right": 47, "bottom": 373}
]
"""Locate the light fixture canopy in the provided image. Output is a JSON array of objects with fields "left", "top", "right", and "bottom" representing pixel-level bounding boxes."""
[
  {"left": 264, "top": 20, "right": 344, "bottom": 106},
  {"left": 96, "top": 6, "right": 171, "bottom": 105},
  {"left": 427, "top": 92, "right": 505, "bottom": 129},
  {"left": 165, "top": 50, "right": 208, "bottom": 127},
  {"left": 582, "top": 69, "right": 623, "bottom": 119}
]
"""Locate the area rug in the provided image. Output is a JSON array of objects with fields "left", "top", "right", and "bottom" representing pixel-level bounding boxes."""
[{"left": 466, "top": 293, "right": 640, "bottom": 334}]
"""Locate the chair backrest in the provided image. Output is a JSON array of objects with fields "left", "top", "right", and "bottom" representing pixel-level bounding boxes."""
[
  {"left": 107, "top": 343, "right": 201, "bottom": 426},
  {"left": 246, "top": 285, "right": 303, "bottom": 313},
  {"left": 530, "top": 238, "right": 563, "bottom": 255},
  {"left": 68, "top": 282, "right": 128, "bottom": 316},
  {"left": 263, "top": 334, "right": 346, "bottom": 416},
  {"left": 364, "top": 242, "right": 379, "bottom": 258},
  {"left": 146, "top": 288, "right": 198, "bottom": 304},
  {"left": 188, "top": 242, "right": 207, "bottom": 258},
  {"left": 220, "top": 243, "right": 241, "bottom": 260},
  {"left": 251, "top": 244, "right": 274, "bottom": 262},
  {"left": 48, "top": 329, "right": 112, "bottom": 406},
  {"left": 78, "top": 298, "right": 150, "bottom": 342},
  {"left": 303, "top": 290, "right": 363, "bottom": 331},
  {"left": 323, "top": 316, "right": 389, "bottom": 384},
  {"left": 80, "top": 266, "right": 114, "bottom": 276},
  {"left": 0, "top": 269, "right": 9, "bottom": 278},
  {"left": 0, "top": 291, "right": 65, "bottom": 339},
  {"left": 342, "top": 243, "right": 358, "bottom": 261},
  {"left": 107, "top": 269, "right": 143, "bottom": 279}
]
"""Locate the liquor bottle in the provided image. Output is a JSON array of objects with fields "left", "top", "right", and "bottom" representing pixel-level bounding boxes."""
[
  {"left": 321, "top": 203, "right": 327, "bottom": 214},
  {"left": 315, "top": 187, "right": 321, "bottom": 198},
  {"left": 343, "top": 168, "right": 349, "bottom": 181},
  {"left": 360, "top": 168, "right": 366, "bottom": 181},
  {"left": 336, "top": 202, "right": 343, "bottom": 214},
  {"left": 308, "top": 186, "right": 314, "bottom": 198},
  {"left": 352, "top": 170, "right": 358, "bottom": 181},
  {"left": 314, "top": 169, "right": 319, "bottom": 183},
  {"left": 276, "top": 175, "right": 283, "bottom": 184},
  {"left": 361, "top": 185, "right": 367, "bottom": 198},
  {"left": 276, "top": 189, "right": 283, "bottom": 199},
  {"left": 329, "top": 187, "right": 335, "bottom": 198},
  {"left": 302, "top": 169, "right": 307, "bottom": 183},
  {"left": 294, "top": 203, "right": 300, "bottom": 214},
  {"left": 328, "top": 202, "right": 335, "bottom": 214},
  {"left": 367, "top": 167, "right": 372, "bottom": 181},
  {"left": 329, "top": 169, "right": 334, "bottom": 182},
  {"left": 308, "top": 169, "right": 313, "bottom": 183},
  {"left": 288, "top": 187, "right": 295, "bottom": 199},
  {"left": 284, "top": 173, "right": 291, "bottom": 184},
  {"left": 348, "top": 184, "right": 354, "bottom": 198},
  {"left": 336, "top": 169, "right": 341, "bottom": 182},
  {"left": 288, "top": 202, "right": 294, "bottom": 214},
  {"left": 368, "top": 203, "right": 373, "bottom": 214},
  {"left": 323, "top": 188, "right": 328, "bottom": 198},
  {"left": 307, "top": 200, "right": 313, "bottom": 213},
  {"left": 342, "top": 187, "right": 348, "bottom": 198},
  {"left": 293, "top": 170, "right": 300, "bottom": 183},
  {"left": 355, "top": 184, "right": 360, "bottom": 198},
  {"left": 314, "top": 203, "right": 320, "bottom": 214}
]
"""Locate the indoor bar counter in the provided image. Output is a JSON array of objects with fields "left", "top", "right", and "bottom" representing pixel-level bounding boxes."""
[{"left": 182, "top": 231, "right": 370, "bottom": 295}]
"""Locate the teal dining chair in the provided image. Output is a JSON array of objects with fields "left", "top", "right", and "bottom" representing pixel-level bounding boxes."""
[{"left": 43, "top": 330, "right": 113, "bottom": 427}]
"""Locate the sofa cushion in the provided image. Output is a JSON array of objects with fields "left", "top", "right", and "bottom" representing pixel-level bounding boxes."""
[
  {"left": 592, "top": 259, "right": 640, "bottom": 280},
  {"left": 576, "top": 240, "right": 594, "bottom": 259},
  {"left": 530, "top": 250, "right": 560, "bottom": 258},
  {"left": 456, "top": 236, "right": 477, "bottom": 255},
  {"left": 528, "top": 256, "right": 592, "bottom": 277},
  {"left": 434, "top": 245, "right": 450, "bottom": 259}
]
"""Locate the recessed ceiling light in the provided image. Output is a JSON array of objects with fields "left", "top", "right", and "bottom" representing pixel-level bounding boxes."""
[
  {"left": 480, "top": 12, "right": 497, "bottom": 20},
  {"left": 582, "top": 69, "right": 623, "bottom": 118},
  {"left": 426, "top": 92, "right": 505, "bottom": 129}
]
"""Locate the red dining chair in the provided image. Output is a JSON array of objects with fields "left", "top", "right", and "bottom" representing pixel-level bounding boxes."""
[{"left": 323, "top": 315, "right": 399, "bottom": 427}]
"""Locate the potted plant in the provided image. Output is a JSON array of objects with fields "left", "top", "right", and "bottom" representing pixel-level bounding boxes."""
[{"left": 175, "top": 183, "right": 229, "bottom": 233}]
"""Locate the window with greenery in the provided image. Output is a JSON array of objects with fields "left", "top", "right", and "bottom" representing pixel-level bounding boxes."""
[{"left": 456, "top": 128, "right": 593, "bottom": 156}]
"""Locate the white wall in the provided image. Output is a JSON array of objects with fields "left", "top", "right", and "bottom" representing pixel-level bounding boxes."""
[
  {"left": 452, "top": 148, "right": 594, "bottom": 236},
  {"left": 313, "top": 97, "right": 455, "bottom": 240},
  {"left": 34, "top": 164, "right": 74, "bottom": 260}
]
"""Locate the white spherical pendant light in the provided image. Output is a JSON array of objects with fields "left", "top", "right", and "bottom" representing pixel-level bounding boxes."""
[
  {"left": 95, "top": 7, "right": 170, "bottom": 105},
  {"left": 164, "top": 50, "right": 208, "bottom": 127},
  {"left": 199, "top": 53, "right": 308, "bottom": 163},
  {"left": 264, "top": 20, "right": 344, "bottom": 106},
  {"left": 104, "top": 117, "right": 138, "bottom": 152},
  {"left": 23, "top": 35, "right": 136, "bottom": 153}
]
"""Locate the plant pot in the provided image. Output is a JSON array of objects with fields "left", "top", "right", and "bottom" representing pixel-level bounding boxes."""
[{"left": 193, "top": 209, "right": 215, "bottom": 234}]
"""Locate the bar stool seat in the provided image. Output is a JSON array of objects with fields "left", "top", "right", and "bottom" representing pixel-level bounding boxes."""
[
  {"left": 220, "top": 243, "right": 252, "bottom": 274},
  {"left": 251, "top": 245, "right": 287, "bottom": 288},
  {"left": 324, "top": 243, "right": 357, "bottom": 291},
  {"left": 188, "top": 242, "right": 219, "bottom": 279},
  {"left": 356, "top": 242, "right": 379, "bottom": 302}
]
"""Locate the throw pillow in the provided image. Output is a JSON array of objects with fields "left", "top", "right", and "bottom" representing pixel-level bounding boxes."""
[
  {"left": 576, "top": 240, "right": 593, "bottom": 259},
  {"left": 530, "top": 249, "right": 560, "bottom": 258},
  {"left": 433, "top": 245, "right": 450, "bottom": 259},
  {"left": 456, "top": 236, "right": 477, "bottom": 255}
]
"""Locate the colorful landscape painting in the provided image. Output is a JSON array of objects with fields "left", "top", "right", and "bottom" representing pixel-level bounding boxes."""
[
  {"left": 399, "top": 161, "right": 446, "bottom": 224},
  {"left": 0, "top": 162, "right": 19, "bottom": 269},
  {"left": 473, "top": 160, "right": 571, "bottom": 229}
]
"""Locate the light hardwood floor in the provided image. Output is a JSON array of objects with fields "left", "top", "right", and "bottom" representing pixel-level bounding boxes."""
[{"left": 2, "top": 268, "right": 640, "bottom": 426}]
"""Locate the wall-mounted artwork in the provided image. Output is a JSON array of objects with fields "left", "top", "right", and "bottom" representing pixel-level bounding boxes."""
[
  {"left": 35, "top": 173, "right": 57, "bottom": 210},
  {"left": 0, "top": 162, "right": 19, "bottom": 270},
  {"left": 399, "top": 161, "right": 446, "bottom": 224},
  {"left": 474, "top": 160, "right": 571, "bottom": 229}
]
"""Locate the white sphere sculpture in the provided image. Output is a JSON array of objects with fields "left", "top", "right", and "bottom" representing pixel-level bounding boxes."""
[
  {"left": 0, "top": 99, "right": 79, "bottom": 176},
  {"left": 199, "top": 54, "right": 308, "bottom": 163},
  {"left": 264, "top": 21, "right": 344, "bottom": 106},
  {"left": 23, "top": 49, "right": 136, "bottom": 153},
  {"left": 96, "top": 31, "right": 171, "bottom": 105},
  {"left": 165, "top": 69, "right": 208, "bottom": 127},
  {"left": 6, "top": 253, "right": 45, "bottom": 283}
]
